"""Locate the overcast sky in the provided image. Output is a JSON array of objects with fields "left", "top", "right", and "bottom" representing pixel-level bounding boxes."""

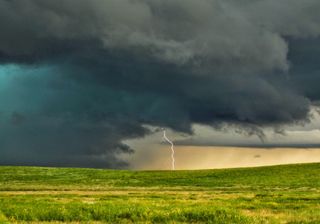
[{"left": 0, "top": 0, "right": 320, "bottom": 168}]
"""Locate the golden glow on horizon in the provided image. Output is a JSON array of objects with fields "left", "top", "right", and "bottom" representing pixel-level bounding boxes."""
[{"left": 123, "top": 146, "right": 320, "bottom": 170}]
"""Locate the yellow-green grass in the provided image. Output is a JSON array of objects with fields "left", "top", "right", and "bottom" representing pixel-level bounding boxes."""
[{"left": 0, "top": 163, "right": 319, "bottom": 223}]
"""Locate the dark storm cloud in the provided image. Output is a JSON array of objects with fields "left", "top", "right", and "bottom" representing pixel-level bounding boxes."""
[
  {"left": 175, "top": 139, "right": 320, "bottom": 149},
  {"left": 0, "top": 0, "right": 320, "bottom": 168}
]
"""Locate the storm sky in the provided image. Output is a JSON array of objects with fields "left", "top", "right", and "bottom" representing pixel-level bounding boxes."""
[{"left": 1, "top": 0, "right": 320, "bottom": 168}]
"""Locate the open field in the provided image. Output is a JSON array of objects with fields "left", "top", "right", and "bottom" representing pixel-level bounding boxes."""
[{"left": 0, "top": 163, "right": 319, "bottom": 223}]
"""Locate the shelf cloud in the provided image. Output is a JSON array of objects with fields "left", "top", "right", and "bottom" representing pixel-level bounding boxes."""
[{"left": 0, "top": 0, "right": 320, "bottom": 167}]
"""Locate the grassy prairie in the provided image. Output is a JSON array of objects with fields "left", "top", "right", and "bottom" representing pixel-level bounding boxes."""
[{"left": 0, "top": 163, "right": 319, "bottom": 223}]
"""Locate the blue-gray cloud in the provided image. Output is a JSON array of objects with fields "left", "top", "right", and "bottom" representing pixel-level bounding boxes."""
[{"left": 0, "top": 0, "right": 320, "bottom": 167}]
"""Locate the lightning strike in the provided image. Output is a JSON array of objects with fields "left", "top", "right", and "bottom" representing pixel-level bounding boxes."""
[{"left": 163, "top": 130, "right": 175, "bottom": 170}]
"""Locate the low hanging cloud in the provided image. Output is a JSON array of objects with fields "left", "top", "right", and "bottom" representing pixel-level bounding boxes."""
[{"left": 0, "top": 0, "right": 320, "bottom": 168}]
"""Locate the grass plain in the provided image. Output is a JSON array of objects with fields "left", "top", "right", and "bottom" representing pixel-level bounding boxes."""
[{"left": 0, "top": 163, "right": 319, "bottom": 223}]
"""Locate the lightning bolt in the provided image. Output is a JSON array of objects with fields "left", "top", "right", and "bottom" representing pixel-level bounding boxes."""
[{"left": 163, "top": 130, "right": 175, "bottom": 170}]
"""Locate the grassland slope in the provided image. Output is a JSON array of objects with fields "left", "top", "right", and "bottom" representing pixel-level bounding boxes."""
[{"left": 0, "top": 163, "right": 319, "bottom": 223}]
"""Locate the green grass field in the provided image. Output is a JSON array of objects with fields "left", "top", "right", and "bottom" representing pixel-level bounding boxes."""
[{"left": 0, "top": 163, "right": 319, "bottom": 223}]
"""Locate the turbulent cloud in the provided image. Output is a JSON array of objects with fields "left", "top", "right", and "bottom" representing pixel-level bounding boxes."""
[{"left": 0, "top": 0, "right": 320, "bottom": 167}]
